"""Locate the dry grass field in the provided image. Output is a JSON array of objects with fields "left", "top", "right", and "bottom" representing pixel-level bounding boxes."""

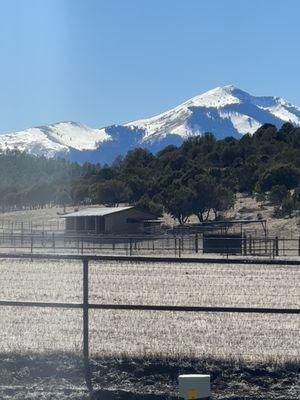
[
  {"left": 0, "top": 258, "right": 299, "bottom": 361},
  {"left": 0, "top": 258, "right": 299, "bottom": 399}
]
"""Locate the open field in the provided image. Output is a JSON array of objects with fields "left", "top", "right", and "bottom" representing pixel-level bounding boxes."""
[
  {"left": 0, "top": 258, "right": 299, "bottom": 399},
  {"left": 0, "top": 258, "right": 299, "bottom": 361}
]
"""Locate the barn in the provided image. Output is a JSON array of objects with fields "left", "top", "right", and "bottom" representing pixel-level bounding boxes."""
[{"left": 63, "top": 206, "right": 162, "bottom": 235}]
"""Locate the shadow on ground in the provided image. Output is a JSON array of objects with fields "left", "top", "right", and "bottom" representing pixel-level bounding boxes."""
[{"left": 0, "top": 353, "right": 299, "bottom": 399}]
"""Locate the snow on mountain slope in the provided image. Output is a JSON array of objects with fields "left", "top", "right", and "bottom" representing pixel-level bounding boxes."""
[
  {"left": 0, "top": 86, "right": 300, "bottom": 162},
  {"left": 0, "top": 122, "right": 110, "bottom": 157},
  {"left": 125, "top": 85, "right": 300, "bottom": 141}
]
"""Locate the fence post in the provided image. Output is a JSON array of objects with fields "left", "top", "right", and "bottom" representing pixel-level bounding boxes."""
[
  {"left": 195, "top": 234, "right": 198, "bottom": 254},
  {"left": 298, "top": 236, "right": 300, "bottom": 257},
  {"left": 243, "top": 234, "right": 247, "bottom": 256},
  {"left": 83, "top": 258, "right": 92, "bottom": 392},
  {"left": 130, "top": 238, "right": 133, "bottom": 256},
  {"left": 178, "top": 238, "right": 182, "bottom": 258},
  {"left": 275, "top": 236, "right": 279, "bottom": 257},
  {"left": 30, "top": 236, "right": 33, "bottom": 254},
  {"left": 21, "top": 222, "right": 24, "bottom": 247}
]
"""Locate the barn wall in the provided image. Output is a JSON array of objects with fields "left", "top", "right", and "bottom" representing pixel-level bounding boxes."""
[{"left": 104, "top": 208, "right": 155, "bottom": 234}]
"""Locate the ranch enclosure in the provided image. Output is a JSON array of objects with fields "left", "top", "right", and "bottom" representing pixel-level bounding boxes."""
[
  {"left": 0, "top": 207, "right": 299, "bottom": 258},
  {"left": 0, "top": 254, "right": 299, "bottom": 399},
  {"left": 0, "top": 208, "right": 299, "bottom": 399}
]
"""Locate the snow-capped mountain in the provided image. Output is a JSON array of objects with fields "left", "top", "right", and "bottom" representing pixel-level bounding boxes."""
[
  {"left": 1, "top": 85, "right": 300, "bottom": 163},
  {"left": 125, "top": 85, "right": 300, "bottom": 141},
  {"left": 0, "top": 122, "right": 111, "bottom": 157}
]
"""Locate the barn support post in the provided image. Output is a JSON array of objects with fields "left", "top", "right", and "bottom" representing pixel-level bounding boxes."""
[{"left": 83, "top": 258, "right": 92, "bottom": 392}]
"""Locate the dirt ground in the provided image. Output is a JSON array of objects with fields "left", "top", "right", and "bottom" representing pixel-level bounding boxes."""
[
  {"left": 230, "top": 193, "right": 300, "bottom": 238},
  {"left": 0, "top": 353, "right": 299, "bottom": 400},
  {"left": 163, "top": 193, "right": 300, "bottom": 238}
]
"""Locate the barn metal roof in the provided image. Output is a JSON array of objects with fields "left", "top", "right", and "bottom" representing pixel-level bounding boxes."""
[{"left": 63, "top": 206, "right": 134, "bottom": 218}]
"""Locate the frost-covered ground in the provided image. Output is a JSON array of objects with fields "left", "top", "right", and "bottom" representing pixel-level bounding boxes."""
[
  {"left": 0, "top": 259, "right": 299, "bottom": 399},
  {"left": 0, "top": 259, "right": 299, "bottom": 362}
]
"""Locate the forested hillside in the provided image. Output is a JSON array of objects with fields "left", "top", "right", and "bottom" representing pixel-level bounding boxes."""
[
  {"left": 2, "top": 123, "right": 300, "bottom": 223},
  {"left": 0, "top": 151, "right": 82, "bottom": 210}
]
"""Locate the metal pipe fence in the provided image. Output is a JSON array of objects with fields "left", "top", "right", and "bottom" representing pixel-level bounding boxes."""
[
  {"left": 0, "top": 232, "right": 300, "bottom": 259},
  {"left": 0, "top": 219, "right": 65, "bottom": 233},
  {"left": 0, "top": 253, "right": 299, "bottom": 394}
]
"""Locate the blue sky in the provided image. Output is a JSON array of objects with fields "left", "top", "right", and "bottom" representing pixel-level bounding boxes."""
[{"left": 0, "top": 0, "right": 300, "bottom": 133}]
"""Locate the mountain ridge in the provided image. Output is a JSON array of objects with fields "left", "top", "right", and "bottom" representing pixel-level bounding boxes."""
[{"left": 1, "top": 86, "right": 300, "bottom": 163}]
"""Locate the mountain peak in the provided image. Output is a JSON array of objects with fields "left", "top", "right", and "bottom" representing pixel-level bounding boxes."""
[
  {"left": 126, "top": 86, "right": 300, "bottom": 140},
  {"left": 183, "top": 85, "right": 247, "bottom": 109},
  {"left": 0, "top": 86, "right": 300, "bottom": 163}
]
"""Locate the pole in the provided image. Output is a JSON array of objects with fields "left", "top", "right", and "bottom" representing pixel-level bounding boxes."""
[
  {"left": 83, "top": 258, "right": 92, "bottom": 392},
  {"left": 243, "top": 234, "right": 247, "bottom": 256},
  {"left": 52, "top": 233, "right": 55, "bottom": 252},
  {"left": 21, "top": 222, "right": 24, "bottom": 247},
  {"left": 275, "top": 236, "right": 279, "bottom": 257}
]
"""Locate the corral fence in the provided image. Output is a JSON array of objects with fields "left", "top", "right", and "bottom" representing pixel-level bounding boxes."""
[
  {"left": 0, "top": 219, "right": 65, "bottom": 233},
  {"left": 0, "top": 231, "right": 300, "bottom": 258},
  {"left": 0, "top": 252, "right": 299, "bottom": 394}
]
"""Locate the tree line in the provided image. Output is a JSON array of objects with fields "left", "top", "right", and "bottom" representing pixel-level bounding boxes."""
[{"left": 2, "top": 122, "right": 300, "bottom": 224}]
